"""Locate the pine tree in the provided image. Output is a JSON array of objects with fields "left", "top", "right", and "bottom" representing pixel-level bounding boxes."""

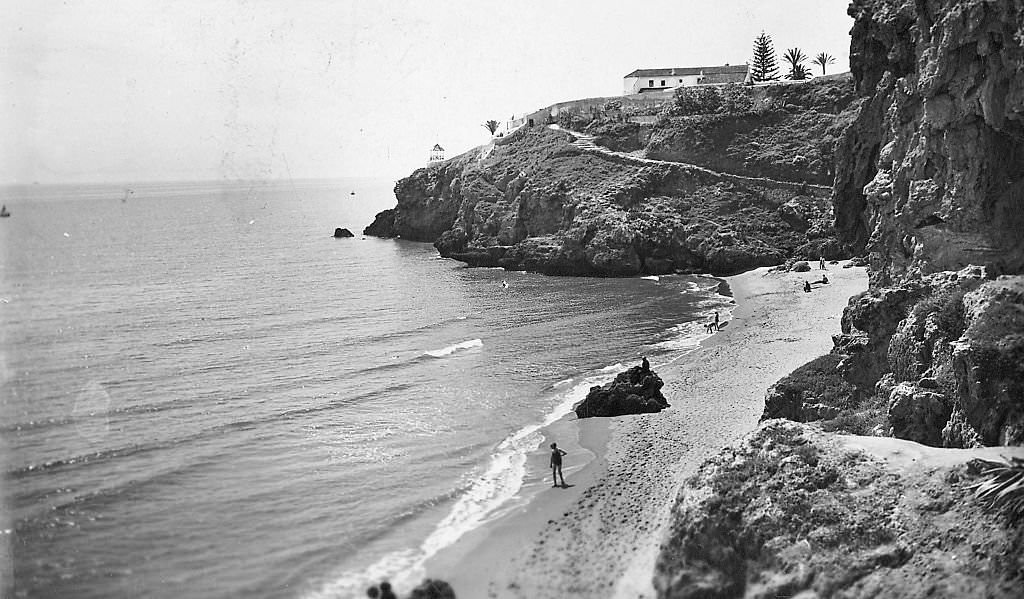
[{"left": 751, "top": 31, "right": 779, "bottom": 82}]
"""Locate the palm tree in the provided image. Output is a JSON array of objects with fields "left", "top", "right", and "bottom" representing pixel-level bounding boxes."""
[
  {"left": 813, "top": 52, "right": 837, "bottom": 76},
  {"left": 483, "top": 119, "right": 499, "bottom": 135},
  {"left": 783, "top": 48, "right": 810, "bottom": 80}
]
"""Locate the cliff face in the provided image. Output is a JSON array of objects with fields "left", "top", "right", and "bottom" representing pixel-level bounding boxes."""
[
  {"left": 657, "top": 2, "right": 1024, "bottom": 595},
  {"left": 840, "top": 0, "right": 1024, "bottom": 285},
  {"left": 365, "top": 78, "right": 855, "bottom": 276},
  {"left": 760, "top": 0, "right": 1024, "bottom": 450}
]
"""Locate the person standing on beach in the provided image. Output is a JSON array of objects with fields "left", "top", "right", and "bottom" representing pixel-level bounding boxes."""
[
  {"left": 819, "top": 256, "right": 826, "bottom": 270},
  {"left": 714, "top": 311, "right": 720, "bottom": 331},
  {"left": 550, "top": 442, "right": 567, "bottom": 488}
]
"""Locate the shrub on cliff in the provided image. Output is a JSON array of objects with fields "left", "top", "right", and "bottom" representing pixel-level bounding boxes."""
[{"left": 665, "top": 85, "right": 724, "bottom": 117}]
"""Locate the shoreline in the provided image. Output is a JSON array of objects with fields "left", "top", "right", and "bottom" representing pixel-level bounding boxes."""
[{"left": 425, "top": 264, "right": 868, "bottom": 598}]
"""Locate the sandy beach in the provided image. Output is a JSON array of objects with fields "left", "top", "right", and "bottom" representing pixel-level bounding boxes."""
[{"left": 424, "top": 264, "right": 868, "bottom": 598}]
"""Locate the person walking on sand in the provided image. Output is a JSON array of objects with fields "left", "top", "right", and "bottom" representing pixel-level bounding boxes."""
[
  {"left": 550, "top": 442, "right": 567, "bottom": 487},
  {"left": 714, "top": 311, "right": 720, "bottom": 331}
]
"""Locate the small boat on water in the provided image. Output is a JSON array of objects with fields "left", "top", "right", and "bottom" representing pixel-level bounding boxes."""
[{"left": 0, "top": 205, "right": 9, "bottom": 217}]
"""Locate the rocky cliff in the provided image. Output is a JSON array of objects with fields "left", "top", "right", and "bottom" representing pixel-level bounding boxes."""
[
  {"left": 657, "top": 1, "right": 1024, "bottom": 595},
  {"left": 772, "top": 0, "right": 1024, "bottom": 450},
  {"left": 366, "top": 78, "right": 858, "bottom": 276}
]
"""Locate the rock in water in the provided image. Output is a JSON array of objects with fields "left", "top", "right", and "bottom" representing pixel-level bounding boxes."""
[
  {"left": 333, "top": 228, "right": 354, "bottom": 238},
  {"left": 573, "top": 366, "right": 669, "bottom": 418}
]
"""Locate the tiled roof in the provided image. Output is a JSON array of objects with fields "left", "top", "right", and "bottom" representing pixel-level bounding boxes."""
[{"left": 624, "top": 65, "right": 749, "bottom": 78}]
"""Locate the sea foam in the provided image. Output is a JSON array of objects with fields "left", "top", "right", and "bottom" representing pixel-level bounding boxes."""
[
  {"left": 423, "top": 338, "right": 483, "bottom": 358},
  {"left": 307, "top": 365, "right": 621, "bottom": 598}
]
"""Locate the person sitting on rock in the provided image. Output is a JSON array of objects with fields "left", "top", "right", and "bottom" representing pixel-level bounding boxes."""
[
  {"left": 550, "top": 442, "right": 567, "bottom": 488},
  {"left": 641, "top": 356, "right": 650, "bottom": 372}
]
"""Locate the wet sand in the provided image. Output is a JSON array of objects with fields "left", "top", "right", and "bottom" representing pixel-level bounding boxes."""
[{"left": 425, "top": 265, "right": 868, "bottom": 598}]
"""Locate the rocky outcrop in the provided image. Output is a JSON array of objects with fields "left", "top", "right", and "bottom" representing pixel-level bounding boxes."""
[
  {"left": 333, "top": 227, "right": 354, "bottom": 238},
  {"left": 772, "top": 266, "right": 1024, "bottom": 447},
  {"left": 363, "top": 209, "right": 396, "bottom": 237},
  {"left": 573, "top": 366, "right": 669, "bottom": 418},
  {"left": 366, "top": 78, "right": 858, "bottom": 276},
  {"left": 653, "top": 420, "right": 1024, "bottom": 599}
]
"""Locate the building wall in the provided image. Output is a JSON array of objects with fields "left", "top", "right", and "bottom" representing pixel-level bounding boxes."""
[{"left": 623, "top": 72, "right": 745, "bottom": 95}]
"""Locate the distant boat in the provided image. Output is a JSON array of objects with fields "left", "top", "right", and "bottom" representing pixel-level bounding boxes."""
[
  {"left": 0, "top": 205, "right": 9, "bottom": 217},
  {"left": 350, "top": 191, "right": 356, "bottom": 195}
]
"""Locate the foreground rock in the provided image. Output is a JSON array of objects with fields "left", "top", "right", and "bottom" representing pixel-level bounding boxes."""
[
  {"left": 654, "top": 420, "right": 1024, "bottom": 599},
  {"left": 573, "top": 366, "right": 669, "bottom": 418}
]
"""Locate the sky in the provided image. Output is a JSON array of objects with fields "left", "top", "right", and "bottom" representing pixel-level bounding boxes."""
[{"left": 0, "top": 0, "right": 854, "bottom": 185}]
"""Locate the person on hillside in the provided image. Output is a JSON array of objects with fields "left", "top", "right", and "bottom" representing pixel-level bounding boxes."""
[{"left": 550, "top": 442, "right": 567, "bottom": 488}]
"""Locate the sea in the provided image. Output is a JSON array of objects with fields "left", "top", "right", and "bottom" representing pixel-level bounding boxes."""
[{"left": 0, "top": 178, "right": 732, "bottom": 598}]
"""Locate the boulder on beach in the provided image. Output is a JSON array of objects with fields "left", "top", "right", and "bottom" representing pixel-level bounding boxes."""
[
  {"left": 333, "top": 228, "right": 354, "bottom": 238},
  {"left": 573, "top": 365, "right": 669, "bottom": 418}
]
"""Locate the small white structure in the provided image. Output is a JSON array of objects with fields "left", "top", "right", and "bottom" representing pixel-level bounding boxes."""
[
  {"left": 429, "top": 143, "right": 445, "bottom": 163},
  {"left": 623, "top": 65, "right": 750, "bottom": 95}
]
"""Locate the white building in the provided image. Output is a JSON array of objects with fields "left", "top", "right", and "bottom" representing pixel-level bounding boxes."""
[
  {"left": 623, "top": 64, "right": 750, "bottom": 95},
  {"left": 428, "top": 143, "right": 445, "bottom": 163}
]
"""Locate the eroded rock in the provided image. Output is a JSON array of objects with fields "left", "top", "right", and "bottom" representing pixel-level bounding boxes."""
[{"left": 573, "top": 366, "right": 669, "bottom": 418}]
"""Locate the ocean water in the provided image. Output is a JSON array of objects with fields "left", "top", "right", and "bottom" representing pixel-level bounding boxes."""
[{"left": 0, "top": 179, "right": 730, "bottom": 598}]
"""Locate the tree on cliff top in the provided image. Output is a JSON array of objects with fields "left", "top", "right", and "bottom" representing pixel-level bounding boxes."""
[
  {"left": 784, "top": 47, "right": 811, "bottom": 80},
  {"left": 483, "top": 119, "right": 499, "bottom": 135},
  {"left": 813, "top": 52, "right": 837, "bottom": 75},
  {"left": 750, "top": 31, "right": 779, "bottom": 82}
]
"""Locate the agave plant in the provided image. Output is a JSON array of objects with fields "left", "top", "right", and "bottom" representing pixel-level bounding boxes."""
[{"left": 970, "top": 456, "right": 1024, "bottom": 521}]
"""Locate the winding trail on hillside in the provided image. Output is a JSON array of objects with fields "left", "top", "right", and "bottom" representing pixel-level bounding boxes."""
[{"left": 552, "top": 125, "right": 833, "bottom": 194}]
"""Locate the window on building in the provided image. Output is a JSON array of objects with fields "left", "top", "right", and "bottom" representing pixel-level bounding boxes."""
[
  {"left": 648, "top": 79, "right": 654, "bottom": 87},
  {"left": 660, "top": 80, "right": 665, "bottom": 86}
]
